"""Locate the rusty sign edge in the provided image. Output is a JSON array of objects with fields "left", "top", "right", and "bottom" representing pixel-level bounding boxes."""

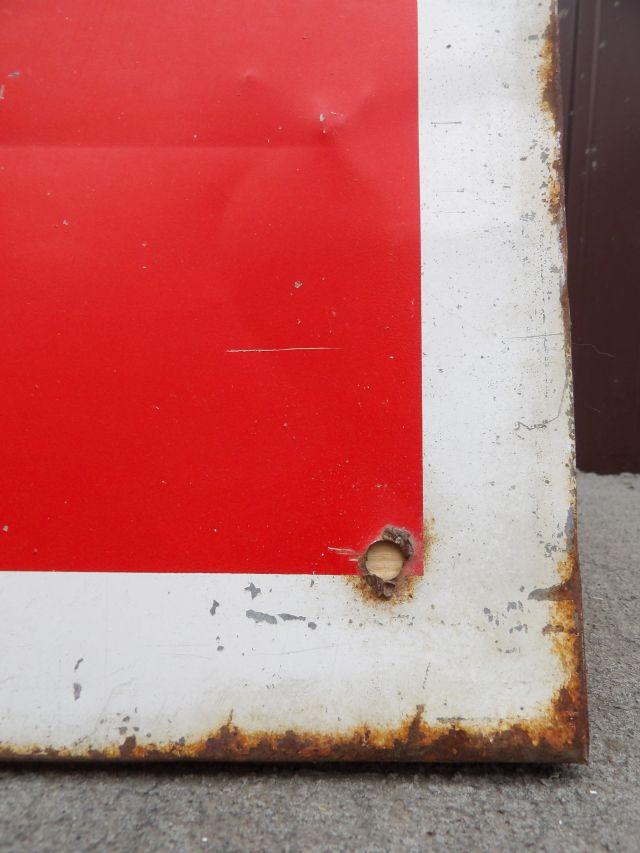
[{"left": 0, "top": 0, "right": 588, "bottom": 764}]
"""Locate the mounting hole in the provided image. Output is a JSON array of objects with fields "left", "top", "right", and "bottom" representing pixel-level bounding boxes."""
[{"left": 364, "top": 540, "right": 406, "bottom": 582}]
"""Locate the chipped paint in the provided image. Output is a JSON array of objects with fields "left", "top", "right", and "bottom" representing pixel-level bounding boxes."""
[{"left": 245, "top": 610, "right": 278, "bottom": 626}]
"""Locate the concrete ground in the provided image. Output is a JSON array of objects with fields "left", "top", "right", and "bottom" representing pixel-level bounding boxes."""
[{"left": 0, "top": 472, "right": 638, "bottom": 852}]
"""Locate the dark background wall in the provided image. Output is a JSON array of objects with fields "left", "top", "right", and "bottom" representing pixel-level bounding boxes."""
[{"left": 559, "top": 0, "right": 640, "bottom": 473}]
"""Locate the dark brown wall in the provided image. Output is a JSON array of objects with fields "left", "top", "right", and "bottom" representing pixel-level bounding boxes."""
[{"left": 561, "top": 0, "right": 640, "bottom": 472}]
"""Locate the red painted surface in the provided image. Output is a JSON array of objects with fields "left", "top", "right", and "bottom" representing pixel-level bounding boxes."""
[{"left": 0, "top": 1, "right": 422, "bottom": 573}]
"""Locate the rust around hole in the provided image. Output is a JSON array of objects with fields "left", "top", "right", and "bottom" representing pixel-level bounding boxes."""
[{"left": 358, "top": 525, "right": 415, "bottom": 599}]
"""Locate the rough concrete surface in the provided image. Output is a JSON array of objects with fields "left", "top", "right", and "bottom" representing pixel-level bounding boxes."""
[{"left": 0, "top": 472, "right": 638, "bottom": 852}]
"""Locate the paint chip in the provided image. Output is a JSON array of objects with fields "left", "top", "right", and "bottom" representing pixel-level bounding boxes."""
[
  {"left": 246, "top": 609, "right": 277, "bottom": 625},
  {"left": 244, "top": 582, "right": 261, "bottom": 599}
]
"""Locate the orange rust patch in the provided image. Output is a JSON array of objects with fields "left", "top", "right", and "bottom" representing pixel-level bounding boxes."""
[
  {"left": 538, "top": 10, "right": 565, "bottom": 227},
  {"left": 345, "top": 568, "right": 419, "bottom": 606},
  {"left": 539, "top": 13, "right": 562, "bottom": 133},
  {"left": 346, "top": 519, "right": 435, "bottom": 604},
  {"left": 529, "top": 419, "right": 587, "bottom": 747},
  {"left": 0, "top": 678, "right": 587, "bottom": 764},
  {"left": 0, "top": 538, "right": 588, "bottom": 765},
  {"left": 546, "top": 162, "right": 564, "bottom": 227},
  {"left": 538, "top": 3, "right": 576, "bottom": 484},
  {"left": 541, "top": 530, "right": 589, "bottom": 762}
]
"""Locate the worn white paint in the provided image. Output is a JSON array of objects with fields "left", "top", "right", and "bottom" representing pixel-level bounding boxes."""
[{"left": 0, "top": 0, "right": 576, "bottom": 754}]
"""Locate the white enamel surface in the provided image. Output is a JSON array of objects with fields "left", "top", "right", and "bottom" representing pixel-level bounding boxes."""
[{"left": 0, "top": 0, "right": 574, "bottom": 752}]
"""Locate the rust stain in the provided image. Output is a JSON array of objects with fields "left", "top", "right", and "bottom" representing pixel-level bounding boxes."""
[
  {"left": 543, "top": 517, "right": 589, "bottom": 762},
  {"left": 0, "top": 669, "right": 587, "bottom": 764},
  {"left": 538, "top": 6, "right": 586, "bottom": 757},
  {"left": 358, "top": 525, "right": 415, "bottom": 600},
  {"left": 539, "top": 6, "right": 565, "bottom": 228},
  {"left": 0, "top": 543, "right": 588, "bottom": 765},
  {"left": 536, "top": 3, "right": 588, "bottom": 759},
  {"left": 345, "top": 566, "right": 420, "bottom": 606},
  {"left": 544, "top": 2, "right": 589, "bottom": 748},
  {"left": 347, "top": 520, "right": 435, "bottom": 604},
  {"left": 539, "top": 11, "right": 562, "bottom": 138}
]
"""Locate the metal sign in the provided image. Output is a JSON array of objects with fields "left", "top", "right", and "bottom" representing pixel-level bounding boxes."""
[{"left": 0, "top": 0, "right": 587, "bottom": 762}]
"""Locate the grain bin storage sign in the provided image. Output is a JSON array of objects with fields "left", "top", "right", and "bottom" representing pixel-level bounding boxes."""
[{"left": 0, "top": 0, "right": 588, "bottom": 763}]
